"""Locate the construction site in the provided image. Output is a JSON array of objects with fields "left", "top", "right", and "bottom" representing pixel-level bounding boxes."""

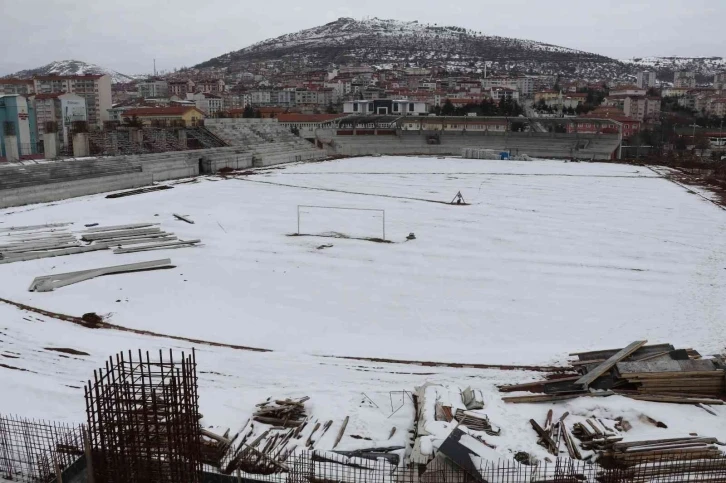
[{"left": 1, "top": 121, "right": 726, "bottom": 482}]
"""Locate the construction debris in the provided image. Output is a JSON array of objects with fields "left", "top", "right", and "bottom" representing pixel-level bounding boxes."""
[
  {"left": 454, "top": 409, "right": 500, "bottom": 436},
  {"left": 0, "top": 221, "right": 201, "bottom": 264},
  {"left": 28, "top": 259, "right": 174, "bottom": 292},
  {"left": 253, "top": 397, "right": 309, "bottom": 428},
  {"left": 499, "top": 341, "right": 726, "bottom": 404}
]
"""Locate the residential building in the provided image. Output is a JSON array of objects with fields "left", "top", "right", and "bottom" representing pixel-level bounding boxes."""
[
  {"left": 137, "top": 79, "right": 169, "bottom": 99},
  {"left": 636, "top": 71, "right": 657, "bottom": 89},
  {"left": 534, "top": 90, "right": 561, "bottom": 103},
  {"left": 0, "top": 94, "right": 37, "bottom": 159},
  {"left": 705, "top": 98, "right": 726, "bottom": 117},
  {"left": 715, "top": 72, "right": 726, "bottom": 90},
  {"left": 482, "top": 76, "right": 533, "bottom": 97},
  {"left": 489, "top": 87, "right": 520, "bottom": 103},
  {"left": 569, "top": 107, "right": 641, "bottom": 139},
  {"left": 195, "top": 79, "right": 225, "bottom": 95},
  {"left": 168, "top": 80, "right": 195, "bottom": 98},
  {"left": 661, "top": 87, "right": 691, "bottom": 98},
  {"left": 121, "top": 106, "right": 205, "bottom": 127},
  {"left": 107, "top": 105, "right": 133, "bottom": 123},
  {"left": 610, "top": 85, "right": 647, "bottom": 97},
  {"left": 32, "top": 92, "right": 87, "bottom": 144},
  {"left": 0, "top": 79, "right": 35, "bottom": 95},
  {"left": 32, "top": 74, "right": 112, "bottom": 128},
  {"left": 187, "top": 92, "right": 223, "bottom": 115},
  {"left": 343, "top": 99, "right": 429, "bottom": 115},
  {"left": 623, "top": 96, "right": 661, "bottom": 122},
  {"left": 276, "top": 113, "right": 348, "bottom": 138},
  {"left": 249, "top": 90, "right": 272, "bottom": 106},
  {"left": 674, "top": 71, "right": 696, "bottom": 88}
]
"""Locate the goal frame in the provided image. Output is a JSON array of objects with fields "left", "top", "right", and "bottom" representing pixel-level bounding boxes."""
[{"left": 297, "top": 205, "right": 386, "bottom": 240}]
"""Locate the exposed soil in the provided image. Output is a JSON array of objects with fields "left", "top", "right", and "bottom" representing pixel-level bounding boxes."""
[
  {"left": 43, "top": 347, "right": 91, "bottom": 356},
  {"left": 0, "top": 297, "right": 271, "bottom": 353},
  {"left": 327, "top": 355, "right": 569, "bottom": 373}
]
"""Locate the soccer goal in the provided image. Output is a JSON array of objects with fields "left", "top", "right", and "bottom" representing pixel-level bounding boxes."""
[{"left": 297, "top": 205, "right": 386, "bottom": 240}]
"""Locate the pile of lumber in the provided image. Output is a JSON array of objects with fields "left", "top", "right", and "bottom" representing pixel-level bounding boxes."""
[
  {"left": 80, "top": 223, "right": 201, "bottom": 254},
  {"left": 253, "top": 397, "right": 309, "bottom": 428},
  {"left": 570, "top": 418, "right": 622, "bottom": 452},
  {"left": 0, "top": 223, "right": 89, "bottom": 264},
  {"left": 0, "top": 221, "right": 202, "bottom": 265},
  {"left": 607, "top": 436, "right": 723, "bottom": 465},
  {"left": 500, "top": 340, "right": 726, "bottom": 405},
  {"left": 200, "top": 428, "right": 237, "bottom": 467},
  {"left": 528, "top": 409, "right": 574, "bottom": 457},
  {"left": 614, "top": 359, "right": 725, "bottom": 401}
]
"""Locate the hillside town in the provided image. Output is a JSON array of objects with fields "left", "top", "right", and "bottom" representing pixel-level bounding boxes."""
[{"left": 1, "top": 63, "right": 725, "bottom": 162}]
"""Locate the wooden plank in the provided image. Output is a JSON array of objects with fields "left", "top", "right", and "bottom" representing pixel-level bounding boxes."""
[
  {"left": 332, "top": 416, "right": 349, "bottom": 449},
  {"left": 0, "top": 244, "right": 109, "bottom": 264},
  {"left": 113, "top": 240, "right": 201, "bottom": 254},
  {"left": 575, "top": 340, "right": 647, "bottom": 389},
  {"left": 83, "top": 223, "right": 158, "bottom": 233},
  {"left": 613, "top": 437, "right": 718, "bottom": 450},
  {"left": 530, "top": 419, "right": 557, "bottom": 455},
  {"left": 502, "top": 392, "right": 613, "bottom": 404},
  {"left": 624, "top": 395, "right": 724, "bottom": 405},
  {"left": 174, "top": 213, "right": 195, "bottom": 224},
  {"left": 616, "top": 359, "right": 717, "bottom": 375},
  {"left": 569, "top": 343, "right": 673, "bottom": 359}
]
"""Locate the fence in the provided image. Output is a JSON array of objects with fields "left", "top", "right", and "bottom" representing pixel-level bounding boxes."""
[
  {"left": 0, "top": 414, "right": 85, "bottom": 483},
  {"left": 213, "top": 449, "right": 726, "bottom": 483}
]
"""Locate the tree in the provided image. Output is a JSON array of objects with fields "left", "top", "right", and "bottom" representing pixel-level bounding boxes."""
[
  {"left": 441, "top": 99, "right": 455, "bottom": 116},
  {"left": 694, "top": 134, "right": 711, "bottom": 157},
  {"left": 325, "top": 102, "right": 336, "bottom": 114},
  {"left": 242, "top": 105, "right": 255, "bottom": 118}
]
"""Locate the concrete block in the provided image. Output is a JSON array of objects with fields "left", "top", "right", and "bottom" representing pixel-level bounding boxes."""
[{"left": 4, "top": 135, "right": 19, "bottom": 162}]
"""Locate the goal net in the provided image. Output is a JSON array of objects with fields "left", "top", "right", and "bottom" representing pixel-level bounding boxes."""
[{"left": 297, "top": 205, "right": 385, "bottom": 240}]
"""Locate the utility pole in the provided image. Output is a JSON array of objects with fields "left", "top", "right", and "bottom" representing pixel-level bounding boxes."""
[{"left": 153, "top": 59, "right": 156, "bottom": 77}]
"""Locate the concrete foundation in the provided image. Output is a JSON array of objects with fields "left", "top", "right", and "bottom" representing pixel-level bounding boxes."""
[
  {"left": 3, "top": 135, "right": 19, "bottom": 162},
  {"left": 72, "top": 133, "right": 90, "bottom": 158},
  {"left": 43, "top": 133, "right": 58, "bottom": 159}
]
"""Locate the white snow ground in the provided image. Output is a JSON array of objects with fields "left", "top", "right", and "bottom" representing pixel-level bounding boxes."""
[{"left": 1, "top": 157, "right": 725, "bottom": 462}]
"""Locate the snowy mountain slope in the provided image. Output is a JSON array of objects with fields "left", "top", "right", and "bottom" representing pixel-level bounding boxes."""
[
  {"left": 196, "top": 17, "right": 626, "bottom": 79},
  {"left": 622, "top": 56, "right": 725, "bottom": 79},
  {"left": 5, "top": 59, "right": 138, "bottom": 84}
]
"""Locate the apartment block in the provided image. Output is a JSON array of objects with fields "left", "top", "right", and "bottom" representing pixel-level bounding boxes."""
[
  {"left": 32, "top": 74, "right": 112, "bottom": 128},
  {"left": 636, "top": 71, "right": 656, "bottom": 89}
]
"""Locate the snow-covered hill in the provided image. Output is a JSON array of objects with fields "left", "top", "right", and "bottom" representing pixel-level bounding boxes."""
[
  {"left": 622, "top": 56, "right": 725, "bottom": 77},
  {"left": 196, "top": 17, "right": 626, "bottom": 79},
  {"left": 5, "top": 60, "right": 139, "bottom": 84}
]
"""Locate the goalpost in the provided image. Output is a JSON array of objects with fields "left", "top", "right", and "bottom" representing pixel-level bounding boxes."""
[{"left": 297, "top": 205, "right": 386, "bottom": 240}]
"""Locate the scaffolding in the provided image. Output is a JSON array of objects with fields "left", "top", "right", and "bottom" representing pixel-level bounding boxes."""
[
  {"left": 84, "top": 349, "right": 201, "bottom": 483},
  {"left": 0, "top": 414, "right": 85, "bottom": 483}
]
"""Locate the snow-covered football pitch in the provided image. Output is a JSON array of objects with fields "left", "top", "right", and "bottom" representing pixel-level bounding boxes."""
[{"left": 1, "top": 156, "right": 725, "bottom": 459}]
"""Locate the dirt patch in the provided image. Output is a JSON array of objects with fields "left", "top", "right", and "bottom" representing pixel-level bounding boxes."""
[
  {"left": 663, "top": 169, "right": 726, "bottom": 210},
  {"left": 328, "top": 355, "right": 568, "bottom": 373},
  {"left": 0, "top": 363, "right": 36, "bottom": 373},
  {"left": 0, "top": 297, "right": 271, "bottom": 353},
  {"left": 44, "top": 347, "right": 90, "bottom": 356}
]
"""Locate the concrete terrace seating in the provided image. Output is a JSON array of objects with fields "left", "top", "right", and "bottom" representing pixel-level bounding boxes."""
[
  {"left": 0, "top": 158, "right": 142, "bottom": 191},
  {"left": 327, "top": 132, "right": 619, "bottom": 160},
  {"left": 205, "top": 119, "right": 327, "bottom": 167}
]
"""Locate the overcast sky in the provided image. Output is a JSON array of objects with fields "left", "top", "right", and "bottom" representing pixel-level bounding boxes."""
[{"left": 1, "top": 0, "right": 723, "bottom": 76}]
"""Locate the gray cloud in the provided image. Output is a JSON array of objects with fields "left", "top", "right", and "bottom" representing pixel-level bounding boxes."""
[{"left": 1, "top": 0, "right": 723, "bottom": 76}]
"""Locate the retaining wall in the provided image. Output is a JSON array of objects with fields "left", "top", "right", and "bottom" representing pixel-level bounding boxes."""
[{"left": 0, "top": 171, "right": 152, "bottom": 208}]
